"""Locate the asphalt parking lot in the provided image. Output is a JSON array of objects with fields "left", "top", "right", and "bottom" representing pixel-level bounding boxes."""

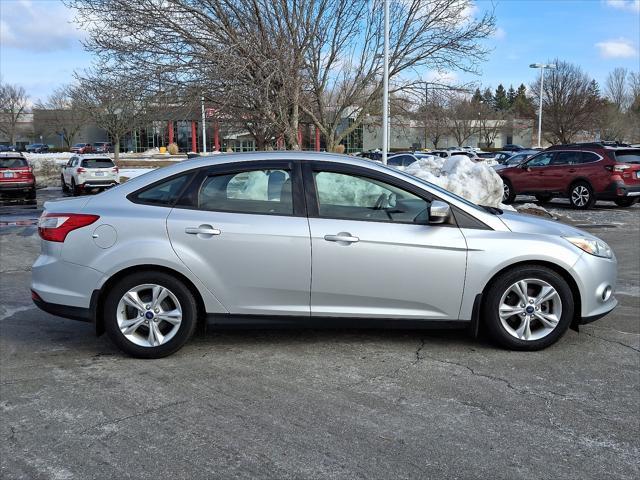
[{"left": 1, "top": 189, "right": 639, "bottom": 479}]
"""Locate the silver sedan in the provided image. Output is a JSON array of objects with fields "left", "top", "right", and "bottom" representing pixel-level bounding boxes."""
[{"left": 32, "top": 152, "right": 617, "bottom": 357}]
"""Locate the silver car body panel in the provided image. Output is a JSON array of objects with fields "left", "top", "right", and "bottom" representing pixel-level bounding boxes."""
[{"left": 31, "top": 152, "right": 617, "bottom": 324}]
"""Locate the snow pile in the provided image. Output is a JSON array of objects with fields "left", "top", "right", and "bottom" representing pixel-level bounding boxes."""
[
  {"left": 514, "top": 202, "right": 553, "bottom": 217},
  {"left": 405, "top": 154, "right": 504, "bottom": 207},
  {"left": 24, "top": 152, "right": 72, "bottom": 166},
  {"left": 142, "top": 147, "right": 170, "bottom": 157}
]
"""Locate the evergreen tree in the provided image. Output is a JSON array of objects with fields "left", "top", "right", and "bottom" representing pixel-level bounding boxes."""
[
  {"left": 507, "top": 85, "right": 516, "bottom": 108},
  {"left": 471, "top": 88, "right": 483, "bottom": 103},
  {"left": 482, "top": 87, "right": 494, "bottom": 107},
  {"left": 494, "top": 84, "right": 510, "bottom": 111},
  {"left": 512, "top": 84, "right": 535, "bottom": 118}
]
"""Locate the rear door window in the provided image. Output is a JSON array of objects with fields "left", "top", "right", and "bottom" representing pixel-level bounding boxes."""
[{"left": 552, "top": 151, "right": 582, "bottom": 165}]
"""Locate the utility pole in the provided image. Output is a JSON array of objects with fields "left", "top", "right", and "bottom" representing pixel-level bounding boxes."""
[
  {"left": 529, "top": 63, "right": 556, "bottom": 148},
  {"left": 382, "top": 0, "right": 389, "bottom": 164},
  {"left": 201, "top": 96, "right": 207, "bottom": 153}
]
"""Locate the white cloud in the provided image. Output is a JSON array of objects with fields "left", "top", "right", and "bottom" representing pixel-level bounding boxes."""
[
  {"left": 595, "top": 38, "right": 639, "bottom": 58},
  {"left": 425, "top": 70, "right": 458, "bottom": 85},
  {"left": 491, "top": 27, "right": 506, "bottom": 40},
  {"left": 0, "top": 0, "right": 84, "bottom": 52},
  {"left": 604, "top": 0, "right": 640, "bottom": 12}
]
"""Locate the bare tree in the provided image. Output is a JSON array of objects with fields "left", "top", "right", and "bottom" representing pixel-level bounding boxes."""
[
  {"left": 446, "top": 93, "right": 478, "bottom": 146},
  {"left": 476, "top": 101, "right": 504, "bottom": 148},
  {"left": 67, "top": 0, "right": 495, "bottom": 152},
  {"left": 72, "top": 74, "right": 152, "bottom": 161},
  {"left": 605, "top": 68, "right": 630, "bottom": 112},
  {"left": 0, "top": 82, "right": 29, "bottom": 145},
  {"left": 530, "top": 60, "right": 601, "bottom": 144},
  {"left": 35, "top": 85, "right": 89, "bottom": 149}
]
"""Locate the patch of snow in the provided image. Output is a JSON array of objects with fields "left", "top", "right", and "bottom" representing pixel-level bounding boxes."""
[
  {"left": 24, "top": 152, "right": 72, "bottom": 166},
  {"left": 404, "top": 154, "right": 504, "bottom": 207},
  {"left": 118, "top": 168, "right": 156, "bottom": 179}
]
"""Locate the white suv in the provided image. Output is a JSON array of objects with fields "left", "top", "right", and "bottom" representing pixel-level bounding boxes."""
[{"left": 61, "top": 155, "right": 119, "bottom": 195}]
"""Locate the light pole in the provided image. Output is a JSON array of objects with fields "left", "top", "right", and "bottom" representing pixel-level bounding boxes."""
[
  {"left": 201, "top": 96, "right": 207, "bottom": 153},
  {"left": 382, "top": 0, "right": 389, "bottom": 164},
  {"left": 529, "top": 63, "right": 556, "bottom": 148}
]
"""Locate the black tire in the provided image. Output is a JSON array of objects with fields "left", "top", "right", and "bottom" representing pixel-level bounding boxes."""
[
  {"left": 535, "top": 193, "right": 553, "bottom": 204},
  {"left": 502, "top": 179, "right": 516, "bottom": 204},
  {"left": 104, "top": 271, "right": 199, "bottom": 358},
  {"left": 71, "top": 178, "right": 80, "bottom": 196},
  {"left": 614, "top": 197, "right": 637, "bottom": 208},
  {"left": 568, "top": 181, "right": 595, "bottom": 209},
  {"left": 61, "top": 175, "right": 69, "bottom": 193},
  {"left": 482, "top": 266, "right": 574, "bottom": 351}
]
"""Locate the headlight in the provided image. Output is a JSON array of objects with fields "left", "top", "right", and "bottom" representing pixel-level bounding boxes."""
[{"left": 563, "top": 236, "right": 613, "bottom": 258}]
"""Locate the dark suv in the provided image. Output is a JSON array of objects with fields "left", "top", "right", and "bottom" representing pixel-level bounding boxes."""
[{"left": 499, "top": 143, "right": 640, "bottom": 209}]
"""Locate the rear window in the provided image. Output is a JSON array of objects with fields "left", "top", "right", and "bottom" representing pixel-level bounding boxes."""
[
  {"left": 615, "top": 150, "right": 640, "bottom": 164},
  {"left": 0, "top": 157, "right": 28, "bottom": 168},
  {"left": 82, "top": 158, "right": 114, "bottom": 168}
]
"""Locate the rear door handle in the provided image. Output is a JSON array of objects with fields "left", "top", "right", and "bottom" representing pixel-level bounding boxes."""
[
  {"left": 324, "top": 233, "right": 359, "bottom": 244},
  {"left": 568, "top": 169, "right": 576, "bottom": 173},
  {"left": 185, "top": 225, "right": 221, "bottom": 236}
]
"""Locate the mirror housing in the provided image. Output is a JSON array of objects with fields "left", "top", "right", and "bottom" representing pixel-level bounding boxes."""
[{"left": 429, "top": 200, "right": 451, "bottom": 224}]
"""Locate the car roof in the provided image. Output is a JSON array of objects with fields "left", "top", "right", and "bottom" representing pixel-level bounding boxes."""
[{"left": 0, "top": 152, "right": 26, "bottom": 158}]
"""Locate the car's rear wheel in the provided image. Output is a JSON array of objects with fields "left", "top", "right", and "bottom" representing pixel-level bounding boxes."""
[
  {"left": 568, "top": 181, "right": 595, "bottom": 209},
  {"left": 71, "top": 179, "right": 80, "bottom": 196},
  {"left": 482, "top": 266, "right": 574, "bottom": 350},
  {"left": 502, "top": 179, "right": 516, "bottom": 204},
  {"left": 104, "top": 271, "right": 198, "bottom": 358},
  {"left": 61, "top": 175, "right": 69, "bottom": 193},
  {"left": 535, "top": 193, "right": 553, "bottom": 203},
  {"left": 614, "top": 197, "right": 637, "bottom": 208}
]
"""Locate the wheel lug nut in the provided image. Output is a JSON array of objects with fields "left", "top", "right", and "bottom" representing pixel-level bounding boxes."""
[
  {"left": 521, "top": 312, "right": 526, "bottom": 316},
  {"left": 529, "top": 299, "right": 534, "bottom": 304},
  {"left": 146, "top": 304, "right": 150, "bottom": 310},
  {"left": 520, "top": 304, "right": 525, "bottom": 308},
  {"left": 154, "top": 308, "right": 159, "bottom": 313}
]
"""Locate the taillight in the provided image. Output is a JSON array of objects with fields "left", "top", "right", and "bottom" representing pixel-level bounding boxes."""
[
  {"left": 77, "top": 167, "right": 86, "bottom": 174},
  {"left": 38, "top": 213, "right": 99, "bottom": 242},
  {"left": 112, "top": 167, "right": 119, "bottom": 173},
  {"left": 605, "top": 164, "right": 631, "bottom": 172}
]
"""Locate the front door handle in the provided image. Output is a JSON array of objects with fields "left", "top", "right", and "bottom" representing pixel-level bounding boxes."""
[
  {"left": 324, "top": 233, "right": 359, "bottom": 244},
  {"left": 568, "top": 168, "right": 576, "bottom": 173},
  {"left": 185, "top": 225, "right": 221, "bottom": 236}
]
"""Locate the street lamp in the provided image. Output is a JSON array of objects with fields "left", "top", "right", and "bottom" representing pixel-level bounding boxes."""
[{"left": 529, "top": 63, "right": 556, "bottom": 148}]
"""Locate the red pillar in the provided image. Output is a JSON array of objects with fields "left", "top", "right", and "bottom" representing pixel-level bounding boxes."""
[
  {"left": 191, "top": 121, "right": 197, "bottom": 152},
  {"left": 315, "top": 127, "right": 320, "bottom": 152},
  {"left": 297, "top": 126, "right": 303, "bottom": 149},
  {"left": 168, "top": 121, "right": 174, "bottom": 144},
  {"left": 214, "top": 120, "right": 220, "bottom": 151}
]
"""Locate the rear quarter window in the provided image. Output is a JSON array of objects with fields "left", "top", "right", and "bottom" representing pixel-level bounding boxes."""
[{"left": 131, "top": 173, "right": 192, "bottom": 206}]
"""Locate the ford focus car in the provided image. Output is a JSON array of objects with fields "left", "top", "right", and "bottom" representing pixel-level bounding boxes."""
[{"left": 32, "top": 152, "right": 617, "bottom": 358}]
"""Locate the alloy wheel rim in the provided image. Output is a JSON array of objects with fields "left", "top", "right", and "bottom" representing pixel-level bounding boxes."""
[
  {"left": 116, "top": 284, "right": 182, "bottom": 347},
  {"left": 571, "top": 186, "right": 589, "bottom": 206},
  {"left": 498, "top": 278, "right": 562, "bottom": 341},
  {"left": 503, "top": 183, "right": 510, "bottom": 200}
]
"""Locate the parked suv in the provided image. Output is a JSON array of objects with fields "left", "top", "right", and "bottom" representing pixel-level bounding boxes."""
[
  {"left": 0, "top": 153, "right": 36, "bottom": 203},
  {"left": 499, "top": 143, "right": 640, "bottom": 209},
  {"left": 61, "top": 155, "right": 119, "bottom": 195},
  {"left": 93, "top": 142, "right": 113, "bottom": 153},
  {"left": 25, "top": 143, "right": 49, "bottom": 153},
  {"left": 70, "top": 143, "right": 95, "bottom": 154}
]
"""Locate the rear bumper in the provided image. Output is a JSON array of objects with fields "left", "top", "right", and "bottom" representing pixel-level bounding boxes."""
[
  {"left": 32, "top": 296, "right": 92, "bottom": 322},
  {"left": 0, "top": 182, "right": 35, "bottom": 197},
  {"left": 598, "top": 181, "right": 640, "bottom": 199},
  {"left": 81, "top": 181, "right": 118, "bottom": 189}
]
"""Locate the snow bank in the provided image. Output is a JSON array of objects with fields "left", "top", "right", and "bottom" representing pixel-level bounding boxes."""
[
  {"left": 24, "top": 152, "right": 72, "bottom": 166},
  {"left": 404, "top": 155, "right": 504, "bottom": 207}
]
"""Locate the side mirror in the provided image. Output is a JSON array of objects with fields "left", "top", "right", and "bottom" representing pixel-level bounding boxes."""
[{"left": 429, "top": 200, "right": 451, "bottom": 224}]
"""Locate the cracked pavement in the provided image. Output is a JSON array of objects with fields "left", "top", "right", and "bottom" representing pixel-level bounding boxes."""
[{"left": 1, "top": 191, "right": 639, "bottom": 479}]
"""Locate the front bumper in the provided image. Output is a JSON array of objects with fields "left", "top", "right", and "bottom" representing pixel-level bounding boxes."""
[{"left": 571, "top": 251, "right": 618, "bottom": 321}]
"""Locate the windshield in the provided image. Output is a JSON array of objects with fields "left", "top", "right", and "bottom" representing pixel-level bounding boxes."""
[
  {"left": 82, "top": 158, "right": 114, "bottom": 168},
  {"left": 378, "top": 163, "right": 486, "bottom": 213},
  {"left": 74, "top": 143, "right": 86, "bottom": 147},
  {"left": 0, "top": 158, "right": 28, "bottom": 168},
  {"left": 615, "top": 150, "right": 640, "bottom": 164}
]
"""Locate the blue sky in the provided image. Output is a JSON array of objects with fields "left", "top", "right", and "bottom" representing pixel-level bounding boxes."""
[{"left": 1, "top": 0, "right": 638, "bottom": 103}]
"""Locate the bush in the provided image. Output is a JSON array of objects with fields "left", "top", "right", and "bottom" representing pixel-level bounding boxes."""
[{"left": 167, "top": 142, "right": 179, "bottom": 155}]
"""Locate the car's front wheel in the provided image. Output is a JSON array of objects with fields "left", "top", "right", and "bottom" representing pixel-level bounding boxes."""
[
  {"left": 482, "top": 266, "right": 574, "bottom": 350},
  {"left": 104, "top": 271, "right": 199, "bottom": 358}
]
